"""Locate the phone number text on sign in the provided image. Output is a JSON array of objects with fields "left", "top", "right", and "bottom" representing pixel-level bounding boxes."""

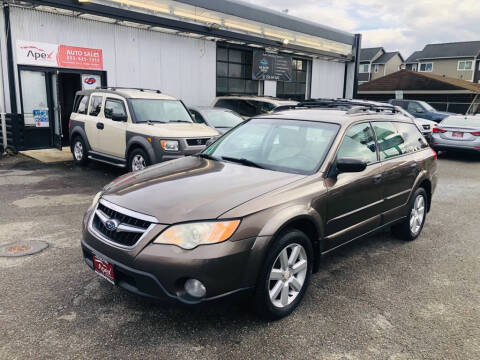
[{"left": 57, "top": 45, "right": 103, "bottom": 70}]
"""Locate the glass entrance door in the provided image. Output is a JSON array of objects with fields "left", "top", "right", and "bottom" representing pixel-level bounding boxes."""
[{"left": 20, "top": 70, "right": 50, "bottom": 128}]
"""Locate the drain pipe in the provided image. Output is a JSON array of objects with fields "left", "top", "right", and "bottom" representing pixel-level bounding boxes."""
[{"left": 0, "top": 3, "right": 6, "bottom": 153}]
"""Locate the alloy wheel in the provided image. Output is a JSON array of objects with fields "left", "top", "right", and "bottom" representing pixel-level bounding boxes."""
[
  {"left": 73, "top": 141, "right": 83, "bottom": 161},
  {"left": 131, "top": 154, "right": 146, "bottom": 171},
  {"left": 268, "top": 243, "right": 308, "bottom": 308},
  {"left": 410, "top": 194, "right": 425, "bottom": 235}
]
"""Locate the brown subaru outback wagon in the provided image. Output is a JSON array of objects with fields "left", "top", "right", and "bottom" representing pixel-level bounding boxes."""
[{"left": 81, "top": 105, "right": 437, "bottom": 319}]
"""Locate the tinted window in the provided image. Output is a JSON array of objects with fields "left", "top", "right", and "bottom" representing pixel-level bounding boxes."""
[
  {"left": 237, "top": 100, "right": 259, "bottom": 117},
  {"left": 407, "top": 102, "right": 424, "bottom": 113},
  {"left": 337, "top": 123, "right": 377, "bottom": 164},
  {"left": 89, "top": 95, "right": 103, "bottom": 116},
  {"left": 104, "top": 98, "right": 127, "bottom": 119},
  {"left": 203, "top": 110, "right": 243, "bottom": 128},
  {"left": 76, "top": 95, "right": 89, "bottom": 114},
  {"left": 214, "top": 99, "right": 238, "bottom": 112},
  {"left": 190, "top": 110, "right": 205, "bottom": 124},
  {"left": 204, "top": 118, "right": 339, "bottom": 174}
]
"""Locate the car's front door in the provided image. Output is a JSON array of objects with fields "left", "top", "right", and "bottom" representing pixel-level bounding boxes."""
[
  {"left": 99, "top": 96, "right": 128, "bottom": 158},
  {"left": 324, "top": 122, "right": 384, "bottom": 250},
  {"left": 372, "top": 121, "right": 428, "bottom": 223}
]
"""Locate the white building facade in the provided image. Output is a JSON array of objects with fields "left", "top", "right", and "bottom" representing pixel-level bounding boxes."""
[{"left": 0, "top": 0, "right": 360, "bottom": 151}]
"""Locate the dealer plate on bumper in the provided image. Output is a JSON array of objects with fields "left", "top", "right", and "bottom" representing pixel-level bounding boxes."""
[{"left": 93, "top": 255, "right": 115, "bottom": 284}]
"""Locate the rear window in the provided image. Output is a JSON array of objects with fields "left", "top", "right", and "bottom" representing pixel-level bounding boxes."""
[{"left": 373, "top": 121, "right": 427, "bottom": 160}]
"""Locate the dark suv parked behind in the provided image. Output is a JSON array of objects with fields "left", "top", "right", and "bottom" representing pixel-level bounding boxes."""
[
  {"left": 81, "top": 104, "right": 437, "bottom": 319},
  {"left": 389, "top": 99, "right": 453, "bottom": 122}
]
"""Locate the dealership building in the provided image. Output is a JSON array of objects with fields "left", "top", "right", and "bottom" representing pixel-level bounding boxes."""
[{"left": 0, "top": 0, "right": 360, "bottom": 151}]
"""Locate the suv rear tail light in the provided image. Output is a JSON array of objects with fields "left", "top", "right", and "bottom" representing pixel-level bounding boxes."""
[
  {"left": 471, "top": 131, "right": 480, "bottom": 136},
  {"left": 432, "top": 127, "right": 446, "bottom": 133}
]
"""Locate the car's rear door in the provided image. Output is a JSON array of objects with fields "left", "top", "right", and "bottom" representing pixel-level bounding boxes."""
[
  {"left": 324, "top": 122, "right": 384, "bottom": 250},
  {"left": 84, "top": 93, "right": 103, "bottom": 152},
  {"left": 372, "top": 120, "right": 429, "bottom": 223}
]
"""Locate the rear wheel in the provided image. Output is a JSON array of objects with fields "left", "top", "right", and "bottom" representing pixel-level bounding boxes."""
[
  {"left": 253, "top": 229, "right": 313, "bottom": 320},
  {"left": 71, "top": 136, "right": 88, "bottom": 166},
  {"left": 392, "top": 187, "right": 427, "bottom": 241},
  {"left": 128, "top": 148, "right": 150, "bottom": 172}
]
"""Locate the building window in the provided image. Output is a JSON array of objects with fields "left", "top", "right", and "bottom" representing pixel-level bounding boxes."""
[
  {"left": 276, "top": 58, "right": 309, "bottom": 101},
  {"left": 373, "top": 64, "right": 379, "bottom": 73},
  {"left": 216, "top": 46, "right": 258, "bottom": 96},
  {"left": 419, "top": 63, "right": 433, "bottom": 72},
  {"left": 359, "top": 64, "right": 370, "bottom": 73},
  {"left": 458, "top": 60, "right": 473, "bottom": 71}
]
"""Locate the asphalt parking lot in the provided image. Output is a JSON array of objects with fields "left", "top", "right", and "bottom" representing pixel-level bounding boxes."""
[{"left": 1, "top": 152, "right": 479, "bottom": 360}]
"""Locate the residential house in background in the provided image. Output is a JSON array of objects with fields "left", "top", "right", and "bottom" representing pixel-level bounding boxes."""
[
  {"left": 358, "top": 47, "right": 404, "bottom": 84},
  {"left": 405, "top": 41, "right": 480, "bottom": 83}
]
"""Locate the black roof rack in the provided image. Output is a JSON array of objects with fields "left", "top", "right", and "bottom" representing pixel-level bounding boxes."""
[
  {"left": 96, "top": 86, "right": 162, "bottom": 94},
  {"left": 273, "top": 98, "right": 398, "bottom": 114}
]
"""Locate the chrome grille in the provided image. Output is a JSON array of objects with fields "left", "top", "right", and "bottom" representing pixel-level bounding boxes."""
[
  {"left": 186, "top": 138, "right": 209, "bottom": 146},
  {"left": 91, "top": 201, "right": 154, "bottom": 248}
]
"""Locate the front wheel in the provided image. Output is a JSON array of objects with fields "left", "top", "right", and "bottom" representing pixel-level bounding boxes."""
[
  {"left": 128, "top": 148, "right": 151, "bottom": 172},
  {"left": 392, "top": 187, "right": 427, "bottom": 241},
  {"left": 253, "top": 229, "right": 313, "bottom": 320}
]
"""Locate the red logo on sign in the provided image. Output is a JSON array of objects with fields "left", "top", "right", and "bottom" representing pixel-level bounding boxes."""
[
  {"left": 57, "top": 45, "right": 103, "bottom": 70},
  {"left": 21, "top": 46, "right": 55, "bottom": 61},
  {"left": 84, "top": 77, "right": 97, "bottom": 85}
]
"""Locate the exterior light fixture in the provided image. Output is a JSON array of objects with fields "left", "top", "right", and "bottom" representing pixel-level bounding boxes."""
[{"left": 282, "top": 38, "right": 289, "bottom": 46}]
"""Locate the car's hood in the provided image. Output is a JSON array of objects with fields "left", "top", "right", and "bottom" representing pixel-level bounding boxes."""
[
  {"left": 101, "top": 157, "right": 305, "bottom": 224},
  {"left": 130, "top": 123, "right": 219, "bottom": 137}
]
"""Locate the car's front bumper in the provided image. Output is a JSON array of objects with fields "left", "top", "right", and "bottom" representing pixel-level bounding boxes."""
[{"left": 81, "top": 209, "right": 269, "bottom": 304}]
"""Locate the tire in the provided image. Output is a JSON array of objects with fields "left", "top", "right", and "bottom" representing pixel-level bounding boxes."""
[
  {"left": 253, "top": 229, "right": 313, "bottom": 320},
  {"left": 392, "top": 187, "right": 428, "bottom": 241},
  {"left": 128, "top": 148, "right": 151, "bottom": 172},
  {"left": 71, "top": 136, "right": 88, "bottom": 166}
]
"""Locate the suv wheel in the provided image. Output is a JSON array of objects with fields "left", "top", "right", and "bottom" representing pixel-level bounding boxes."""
[
  {"left": 253, "top": 229, "right": 313, "bottom": 320},
  {"left": 72, "top": 136, "right": 88, "bottom": 165},
  {"left": 392, "top": 187, "right": 427, "bottom": 241},
  {"left": 128, "top": 148, "right": 150, "bottom": 172}
]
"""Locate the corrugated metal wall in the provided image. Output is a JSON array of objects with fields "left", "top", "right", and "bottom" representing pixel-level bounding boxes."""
[
  {"left": 9, "top": 7, "right": 216, "bottom": 106},
  {"left": 310, "top": 58, "right": 346, "bottom": 99}
]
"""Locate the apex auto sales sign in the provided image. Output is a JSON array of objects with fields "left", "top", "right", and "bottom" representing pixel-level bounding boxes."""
[{"left": 16, "top": 40, "right": 103, "bottom": 70}]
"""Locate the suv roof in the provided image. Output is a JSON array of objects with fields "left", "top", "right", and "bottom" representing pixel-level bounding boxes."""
[
  {"left": 214, "top": 95, "right": 298, "bottom": 106},
  {"left": 76, "top": 87, "right": 177, "bottom": 100}
]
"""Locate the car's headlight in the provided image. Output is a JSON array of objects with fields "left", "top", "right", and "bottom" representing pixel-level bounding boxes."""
[
  {"left": 91, "top": 191, "right": 102, "bottom": 208},
  {"left": 153, "top": 220, "right": 240, "bottom": 249},
  {"left": 160, "top": 140, "right": 179, "bottom": 151}
]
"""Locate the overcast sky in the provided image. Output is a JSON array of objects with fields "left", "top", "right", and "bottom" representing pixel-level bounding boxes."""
[{"left": 243, "top": 0, "right": 480, "bottom": 58}]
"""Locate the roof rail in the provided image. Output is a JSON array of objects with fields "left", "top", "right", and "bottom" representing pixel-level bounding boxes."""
[
  {"left": 96, "top": 86, "right": 162, "bottom": 94},
  {"left": 274, "top": 98, "right": 399, "bottom": 114}
]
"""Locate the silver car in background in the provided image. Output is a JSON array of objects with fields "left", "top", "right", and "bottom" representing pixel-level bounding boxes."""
[{"left": 431, "top": 116, "right": 480, "bottom": 152}]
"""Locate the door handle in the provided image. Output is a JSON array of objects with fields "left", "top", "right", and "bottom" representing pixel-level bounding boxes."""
[
  {"left": 373, "top": 174, "right": 382, "bottom": 184},
  {"left": 97, "top": 122, "right": 104, "bottom": 130}
]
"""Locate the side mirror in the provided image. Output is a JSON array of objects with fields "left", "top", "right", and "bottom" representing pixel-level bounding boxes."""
[
  {"left": 416, "top": 108, "right": 425, "bottom": 113},
  {"left": 111, "top": 113, "right": 127, "bottom": 122},
  {"left": 336, "top": 158, "right": 367, "bottom": 173}
]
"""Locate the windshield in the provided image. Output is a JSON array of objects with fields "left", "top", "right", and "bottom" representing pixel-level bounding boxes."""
[
  {"left": 203, "top": 118, "right": 340, "bottom": 174},
  {"left": 441, "top": 116, "right": 480, "bottom": 127},
  {"left": 130, "top": 99, "right": 192, "bottom": 123},
  {"left": 418, "top": 101, "right": 435, "bottom": 112},
  {"left": 204, "top": 110, "right": 244, "bottom": 128}
]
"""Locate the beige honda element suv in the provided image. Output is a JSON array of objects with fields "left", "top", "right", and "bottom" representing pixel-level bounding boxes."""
[{"left": 69, "top": 88, "right": 219, "bottom": 172}]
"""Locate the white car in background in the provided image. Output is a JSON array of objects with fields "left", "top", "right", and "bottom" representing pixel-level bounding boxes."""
[{"left": 394, "top": 106, "right": 436, "bottom": 141}]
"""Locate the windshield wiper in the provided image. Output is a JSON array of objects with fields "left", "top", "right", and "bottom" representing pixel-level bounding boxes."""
[
  {"left": 146, "top": 120, "right": 166, "bottom": 124},
  {"left": 221, "top": 156, "right": 264, "bottom": 169},
  {"left": 169, "top": 120, "right": 192, "bottom": 123},
  {"left": 194, "top": 153, "right": 220, "bottom": 161}
]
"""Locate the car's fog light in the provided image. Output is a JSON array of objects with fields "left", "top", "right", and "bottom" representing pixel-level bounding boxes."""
[{"left": 184, "top": 279, "right": 206, "bottom": 298}]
